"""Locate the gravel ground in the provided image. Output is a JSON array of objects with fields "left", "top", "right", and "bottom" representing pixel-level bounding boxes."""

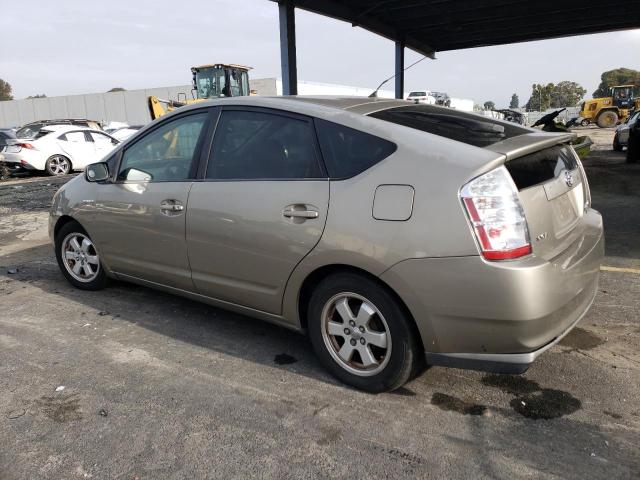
[{"left": 0, "top": 128, "right": 638, "bottom": 479}]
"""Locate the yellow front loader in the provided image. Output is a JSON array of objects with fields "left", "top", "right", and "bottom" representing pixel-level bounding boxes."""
[
  {"left": 578, "top": 85, "right": 639, "bottom": 128},
  {"left": 148, "top": 64, "right": 252, "bottom": 120}
]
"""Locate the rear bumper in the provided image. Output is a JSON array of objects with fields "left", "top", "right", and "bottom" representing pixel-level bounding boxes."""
[
  {"left": 424, "top": 290, "right": 595, "bottom": 374},
  {"left": 0, "top": 160, "right": 35, "bottom": 173},
  {"left": 1, "top": 150, "right": 44, "bottom": 171},
  {"left": 380, "top": 208, "right": 604, "bottom": 372}
]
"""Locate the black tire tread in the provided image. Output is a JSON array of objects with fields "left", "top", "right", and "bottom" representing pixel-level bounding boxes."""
[
  {"left": 307, "top": 272, "right": 420, "bottom": 393},
  {"left": 54, "top": 220, "right": 108, "bottom": 291}
]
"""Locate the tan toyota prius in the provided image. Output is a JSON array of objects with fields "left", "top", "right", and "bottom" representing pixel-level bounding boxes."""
[{"left": 50, "top": 97, "right": 604, "bottom": 392}]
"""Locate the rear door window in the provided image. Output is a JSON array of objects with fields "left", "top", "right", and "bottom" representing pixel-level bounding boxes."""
[
  {"left": 90, "top": 132, "right": 117, "bottom": 146},
  {"left": 206, "top": 110, "right": 323, "bottom": 180},
  {"left": 315, "top": 119, "right": 396, "bottom": 179},
  {"left": 65, "top": 131, "right": 88, "bottom": 143}
]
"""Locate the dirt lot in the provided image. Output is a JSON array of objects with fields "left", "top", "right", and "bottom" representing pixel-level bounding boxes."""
[{"left": 0, "top": 127, "right": 638, "bottom": 479}]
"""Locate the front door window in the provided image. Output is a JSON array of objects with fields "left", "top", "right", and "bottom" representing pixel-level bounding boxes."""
[{"left": 117, "top": 112, "right": 208, "bottom": 182}]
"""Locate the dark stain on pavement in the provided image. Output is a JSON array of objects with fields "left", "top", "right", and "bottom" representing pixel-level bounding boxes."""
[
  {"left": 603, "top": 410, "right": 623, "bottom": 420},
  {"left": 34, "top": 393, "right": 82, "bottom": 423},
  {"left": 559, "top": 327, "right": 605, "bottom": 350},
  {"left": 274, "top": 353, "right": 297, "bottom": 365},
  {"left": 431, "top": 392, "right": 487, "bottom": 416},
  {"left": 482, "top": 374, "right": 581, "bottom": 420},
  {"left": 370, "top": 444, "right": 425, "bottom": 471},
  {"left": 510, "top": 390, "right": 581, "bottom": 420},
  {"left": 317, "top": 425, "right": 342, "bottom": 445}
]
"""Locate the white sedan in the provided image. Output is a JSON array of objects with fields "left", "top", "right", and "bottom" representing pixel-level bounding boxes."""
[
  {"left": 406, "top": 90, "right": 436, "bottom": 104},
  {"left": 1, "top": 125, "right": 119, "bottom": 176}
]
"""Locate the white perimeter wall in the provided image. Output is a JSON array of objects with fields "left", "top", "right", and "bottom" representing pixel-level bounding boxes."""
[{"left": 0, "top": 77, "right": 475, "bottom": 128}]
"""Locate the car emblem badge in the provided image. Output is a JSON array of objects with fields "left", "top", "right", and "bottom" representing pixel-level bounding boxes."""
[{"left": 564, "top": 171, "right": 574, "bottom": 188}]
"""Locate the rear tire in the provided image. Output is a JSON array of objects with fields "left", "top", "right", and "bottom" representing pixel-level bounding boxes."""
[
  {"left": 580, "top": 119, "right": 590, "bottom": 127},
  {"left": 55, "top": 221, "right": 108, "bottom": 291},
  {"left": 45, "top": 155, "right": 71, "bottom": 176},
  {"left": 307, "top": 272, "right": 420, "bottom": 392},
  {"left": 596, "top": 111, "right": 618, "bottom": 128}
]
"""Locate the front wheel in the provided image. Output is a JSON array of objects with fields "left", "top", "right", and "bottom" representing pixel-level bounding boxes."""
[
  {"left": 45, "top": 155, "right": 71, "bottom": 176},
  {"left": 580, "top": 119, "right": 590, "bottom": 127},
  {"left": 55, "top": 221, "right": 108, "bottom": 290},
  {"left": 596, "top": 111, "right": 618, "bottom": 128},
  {"left": 308, "top": 272, "right": 421, "bottom": 392}
]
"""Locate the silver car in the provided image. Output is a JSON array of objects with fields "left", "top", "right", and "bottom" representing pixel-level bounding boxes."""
[{"left": 50, "top": 97, "right": 604, "bottom": 392}]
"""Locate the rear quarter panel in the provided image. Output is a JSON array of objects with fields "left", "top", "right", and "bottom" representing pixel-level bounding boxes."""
[{"left": 282, "top": 115, "right": 505, "bottom": 326}]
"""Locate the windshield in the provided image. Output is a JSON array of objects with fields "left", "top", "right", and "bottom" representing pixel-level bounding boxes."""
[
  {"left": 408, "top": 92, "right": 427, "bottom": 97},
  {"left": 195, "top": 67, "right": 227, "bottom": 99},
  {"left": 16, "top": 124, "right": 44, "bottom": 139}
]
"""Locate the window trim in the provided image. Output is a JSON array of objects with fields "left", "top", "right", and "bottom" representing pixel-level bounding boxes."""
[
  {"left": 113, "top": 108, "right": 214, "bottom": 184},
  {"left": 198, "top": 105, "right": 328, "bottom": 182}
]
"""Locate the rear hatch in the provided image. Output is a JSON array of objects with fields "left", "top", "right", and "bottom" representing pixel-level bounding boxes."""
[{"left": 487, "top": 133, "right": 589, "bottom": 261}]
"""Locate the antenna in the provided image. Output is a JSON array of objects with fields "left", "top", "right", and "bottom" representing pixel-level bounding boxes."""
[{"left": 368, "top": 55, "right": 430, "bottom": 98}]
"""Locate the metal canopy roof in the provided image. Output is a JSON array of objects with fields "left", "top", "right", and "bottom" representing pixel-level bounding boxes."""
[{"left": 285, "top": 0, "right": 640, "bottom": 57}]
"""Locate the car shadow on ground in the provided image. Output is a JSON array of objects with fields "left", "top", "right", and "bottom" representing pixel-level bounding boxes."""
[{"left": 0, "top": 250, "right": 345, "bottom": 388}]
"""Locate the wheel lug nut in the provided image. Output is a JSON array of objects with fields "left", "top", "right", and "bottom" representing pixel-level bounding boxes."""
[
  {"left": 359, "top": 326, "right": 365, "bottom": 333},
  {"left": 350, "top": 339, "right": 356, "bottom": 346},
  {"left": 360, "top": 338, "right": 366, "bottom": 345},
  {"left": 344, "top": 328, "right": 351, "bottom": 335},
  {"left": 349, "top": 320, "right": 355, "bottom": 327}
]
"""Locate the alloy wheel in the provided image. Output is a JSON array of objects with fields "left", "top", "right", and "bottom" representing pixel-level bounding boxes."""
[
  {"left": 61, "top": 233, "right": 100, "bottom": 283},
  {"left": 49, "top": 156, "right": 70, "bottom": 175},
  {"left": 321, "top": 292, "right": 391, "bottom": 377}
]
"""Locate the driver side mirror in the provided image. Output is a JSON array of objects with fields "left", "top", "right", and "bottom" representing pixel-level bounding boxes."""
[{"left": 86, "top": 162, "right": 110, "bottom": 182}]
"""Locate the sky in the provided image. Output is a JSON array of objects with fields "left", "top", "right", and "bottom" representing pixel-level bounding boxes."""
[{"left": 1, "top": 0, "right": 639, "bottom": 107}]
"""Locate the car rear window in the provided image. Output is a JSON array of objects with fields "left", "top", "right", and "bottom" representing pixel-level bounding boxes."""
[
  {"left": 34, "top": 130, "right": 53, "bottom": 140},
  {"left": 505, "top": 145, "right": 579, "bottom": 190},
  {"left": 16, "top": 124, "right": 43, "bottom": 139},
  {"left": 369, "top": 105, "right": 528, "bottom": 147},
  {"left": 315, "top": 119, "right": 396, "bottom": 179}
]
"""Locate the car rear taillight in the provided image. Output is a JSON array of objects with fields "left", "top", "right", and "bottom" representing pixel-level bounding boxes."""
[
  {"left": 16, "top": 142, "right": 36, "bottom": 150},
  {"left": 461, "top": 166, "right": 531, "bottom": 261}
]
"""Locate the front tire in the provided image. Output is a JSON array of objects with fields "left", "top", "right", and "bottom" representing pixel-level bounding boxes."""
[
  {"left": 45, "top": 155, "right": 71, "bottom": 176},
  {"left": 596, "top": 111, "right": 618, "bottom": 128},
  {"left": 308, "top": 272, "right": 420, "bottom": 392},
  {"left": 55, "top": 221, "right": 108, "bottom": 290},
  {"left": 580, "top": 119, "right": 590, "bottom": 127}
]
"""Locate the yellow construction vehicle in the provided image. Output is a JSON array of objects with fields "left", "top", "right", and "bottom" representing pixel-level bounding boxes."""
[
  {"left": 577, "top": 85, "right": 639, "bottom": 128},
  {"left": 148, "top": 64, "right": 252, "bottom": 120}
]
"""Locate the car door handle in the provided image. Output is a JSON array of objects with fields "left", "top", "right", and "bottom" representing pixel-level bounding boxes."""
[{"left": 283, "top": 207, "right": 319, "bottom": 219}]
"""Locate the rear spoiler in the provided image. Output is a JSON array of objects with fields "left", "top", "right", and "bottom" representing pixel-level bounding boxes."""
[{"left": 486, "top": 132, "right": 577, "bottom": 161}]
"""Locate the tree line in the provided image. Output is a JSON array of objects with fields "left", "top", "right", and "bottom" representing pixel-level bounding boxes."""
[{"left": 482, "top": 68, "right": 639, "bottom": 112}]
